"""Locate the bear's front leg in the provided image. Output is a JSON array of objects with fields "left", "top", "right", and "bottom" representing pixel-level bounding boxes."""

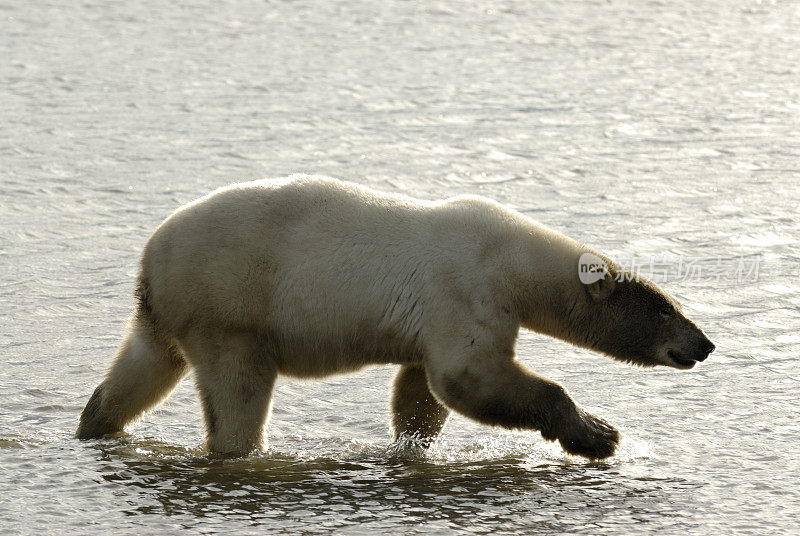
[
  {"left": 424, "top": 345, "right": 620, "bottom": 460},
  {"left": 391, "top": 365, "right": 451, "bottom": 446}
]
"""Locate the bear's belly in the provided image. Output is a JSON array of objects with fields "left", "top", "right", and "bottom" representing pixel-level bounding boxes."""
[{"left": 268, "top": 326, "right": 425, "bottom": 379}]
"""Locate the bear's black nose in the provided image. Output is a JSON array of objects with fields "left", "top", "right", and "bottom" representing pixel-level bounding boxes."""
[{"left": 700, "top": 339, "right": 715, "bottom": 357}]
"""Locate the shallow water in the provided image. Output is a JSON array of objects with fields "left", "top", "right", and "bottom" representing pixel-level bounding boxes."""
[{"left": 2, "top": 0, "right": 799, "bottom": 534}]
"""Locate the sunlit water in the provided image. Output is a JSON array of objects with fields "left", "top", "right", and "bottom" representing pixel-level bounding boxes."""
[{"left": 2, "top": 1, "right": 799, "bottom": 534}]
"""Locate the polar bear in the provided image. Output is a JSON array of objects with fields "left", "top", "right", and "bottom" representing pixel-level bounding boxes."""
[{"left": 77, "top": 176, "right": 714, "bottom": 459}]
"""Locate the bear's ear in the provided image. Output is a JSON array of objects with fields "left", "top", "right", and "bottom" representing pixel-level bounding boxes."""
[{"left": 587, "top": 270, "right": 616, "bottom": 301}]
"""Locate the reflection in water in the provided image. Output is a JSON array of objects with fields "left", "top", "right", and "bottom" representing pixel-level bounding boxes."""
[{"left": 87, "top": 437, "right": 699, "bottom": 534}]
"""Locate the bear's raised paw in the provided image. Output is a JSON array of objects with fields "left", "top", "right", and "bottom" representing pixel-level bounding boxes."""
[{"left": 557, "top": 409, "right": 620, "bottom": 460}]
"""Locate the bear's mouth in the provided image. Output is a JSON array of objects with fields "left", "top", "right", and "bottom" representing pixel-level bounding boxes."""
[{"left": 667, "top": 349, "right": 697, "bottom": 369}]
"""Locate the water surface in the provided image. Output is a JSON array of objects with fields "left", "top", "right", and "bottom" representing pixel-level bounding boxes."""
[{"left": 2, "top": 1, "right": 799, "bottom": 534}]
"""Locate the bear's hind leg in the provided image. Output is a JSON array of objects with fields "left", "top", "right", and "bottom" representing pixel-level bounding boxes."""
[
  {"left": 77, "top": 309, "right": 188, "bottom": 439},
  {"left": 182, "top": 331, "right": 277, "bottom": 456},
  {"left": 391, "top": 365, "right": 450, "bottom": 447}
]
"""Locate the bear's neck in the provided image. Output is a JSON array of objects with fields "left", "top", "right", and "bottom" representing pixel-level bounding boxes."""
[{"left": 512, "top": 227, "right": 598, "bottom": 350}]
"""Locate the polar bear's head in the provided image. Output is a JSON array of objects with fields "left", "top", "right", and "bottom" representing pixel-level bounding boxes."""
[{"left": 582, "top": 268, "right": 715, "bottom": 369}]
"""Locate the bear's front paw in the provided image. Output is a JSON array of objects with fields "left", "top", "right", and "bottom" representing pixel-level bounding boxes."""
[{"left": 557, "top": 409, "right": 620, "bottom": 460}]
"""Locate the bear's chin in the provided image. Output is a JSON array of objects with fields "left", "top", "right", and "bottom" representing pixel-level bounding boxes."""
[{"left": 665, "top": 350, "right": 697, "bottom": 370}]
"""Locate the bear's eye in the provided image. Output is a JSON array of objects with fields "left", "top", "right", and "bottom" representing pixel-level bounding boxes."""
[{"left": 660, "top": 308, "right": 674, "bottom": 318}]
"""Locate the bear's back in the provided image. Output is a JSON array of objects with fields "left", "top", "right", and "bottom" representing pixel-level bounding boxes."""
[{"left": 139, "top": 177, "right": 534, "bottom": 352}]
